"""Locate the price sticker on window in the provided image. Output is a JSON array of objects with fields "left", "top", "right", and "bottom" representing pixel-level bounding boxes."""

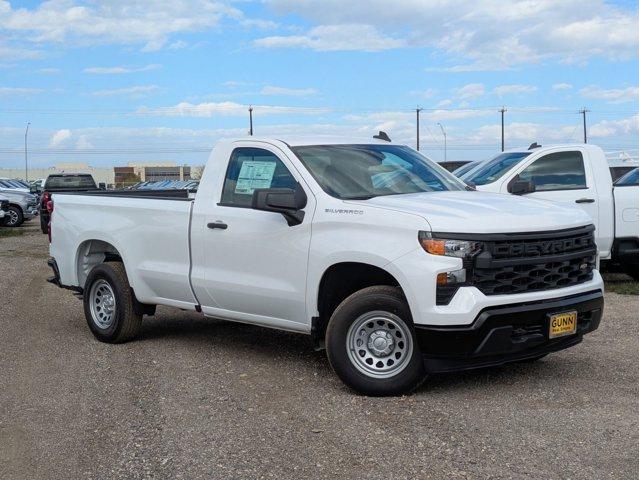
[{"left": 235, "top": 161, "right": 277, "bottom": 195}]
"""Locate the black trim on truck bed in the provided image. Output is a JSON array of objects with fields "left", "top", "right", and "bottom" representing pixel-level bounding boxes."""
[
  {"left": 53, "top": 189, "right": 193, "bottom": 201},
  {"left": 415, "top": 290, "right": 603, "bottom": 373}
]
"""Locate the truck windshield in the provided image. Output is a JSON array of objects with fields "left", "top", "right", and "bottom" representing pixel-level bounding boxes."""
[
  {"left": 462, "top": 151, "right": 531, "bottom": 185},
  {"left": 615, "top": 167, "right": 639, "bottom": 186},
  {"left": 292, "top": 144, "right": 466, "bottom": 199},
  {"left": 45, "top": 176, "right": 96, "bottom": 189}
]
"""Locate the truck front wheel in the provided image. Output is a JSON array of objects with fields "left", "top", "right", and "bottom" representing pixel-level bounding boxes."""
[
  {"left": 83, "top": 262, "right": 142, "bottom": 343},
  {"left": 325, "top": 286, "right": 426, "bottom": 396}
]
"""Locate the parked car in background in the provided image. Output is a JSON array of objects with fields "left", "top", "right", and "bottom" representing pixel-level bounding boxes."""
[
  {"left": 437, "top": 160, "right": 471, "bottom": 172},
  {"left": 614, "top": 167, "right": 639, "bottom": 186},
  {"left": 0, "top": 178, "right": 30, "bottom": 193},
  {"left": 47, "top": 136, "right": 603, "bottom": 395},
  {"left": 452, "top": 160, "right": 481, "bottom": 178},
  {"left": 39, "top": 174, "right": 98, "bottom": 233},
  {"left": 0, "top": 196, "right": 9, "bottom": 224},
  {"left": 461, "top": 143, "right": 639, "bottom": 279},
  {"left": 0, "top": 186, "right": 38, "bottom": 227}
]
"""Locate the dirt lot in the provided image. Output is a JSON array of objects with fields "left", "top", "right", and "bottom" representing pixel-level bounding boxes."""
[{"left": 1, "top": 223, "right": 638, "bottom": 479}]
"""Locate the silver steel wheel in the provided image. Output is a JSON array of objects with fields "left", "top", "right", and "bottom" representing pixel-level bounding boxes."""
[
  {"left": 346, "top": 310, "right": 414, "bottom": 379},
  {"left": 6, "top": 209, "right": 19, "bottom": 226},
  {"left": 89, "top": 279, "right": 117, "bottom": 329}
]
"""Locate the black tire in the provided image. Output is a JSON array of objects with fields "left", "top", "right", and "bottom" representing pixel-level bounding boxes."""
[
  {"left": 325, "top": 286, "right": 426, "bottom": 396},
  {"left": 83, "top": 262, "right": 142, "bottom": 343},
  {"left": 5, "top": 205, "right": 23, "bottom": 227},
  {"left": 622, "top": 265, "right": 639, "bottom": 282}
]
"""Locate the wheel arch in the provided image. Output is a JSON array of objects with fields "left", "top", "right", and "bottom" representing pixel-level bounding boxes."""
[
  {"left": 313, "top": 261, "right": 413, "bottom": 345},
  {"left": 75, "top": 239, "right": 125, "bottom": 290}
]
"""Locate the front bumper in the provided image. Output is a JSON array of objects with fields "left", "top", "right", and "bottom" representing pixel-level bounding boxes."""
[
  {"left": 25, "top": 204, "right": 38, "bottom": 219},
  {"left": 415, "top": 290, "right": 603, "bottom": 373}
]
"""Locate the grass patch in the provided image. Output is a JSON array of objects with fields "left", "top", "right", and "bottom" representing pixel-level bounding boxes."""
[
  {"left": 606, "top": 281, "right": 639, "bottom": 295},
  {"left": 0, "top": 227, "right": 24, "bottom": 238}
]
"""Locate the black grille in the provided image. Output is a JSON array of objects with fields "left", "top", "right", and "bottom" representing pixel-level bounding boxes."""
[{"left": 471, "top": 226, "right": 596, "bottom": 296}]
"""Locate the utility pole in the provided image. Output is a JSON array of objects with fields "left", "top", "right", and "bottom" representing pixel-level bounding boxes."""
[
  {"left": 580, "top": 108, "right": 589, "bottom": 143},
  {"left": 24, "top": 122, "right": 30, "bottom": 181},
  {"left": 437, "top": 122, "right": 447, "bottom": 163},
  {"left": 248, "top": 106, "right": 254, "bottom": 136},
  {"left": 415, "top": 108, "right": 422, "bottom": 151},
  {"left": 500, "top": 107, "right": 506, "bottom": 152}
]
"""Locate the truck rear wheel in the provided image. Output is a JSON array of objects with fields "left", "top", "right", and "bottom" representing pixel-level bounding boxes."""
[
  {"left": 325, "top": 286, "right": 426, "bottom": 396},
  {"left": 83, "top": 262, "right": 142, "bottom": 343}
]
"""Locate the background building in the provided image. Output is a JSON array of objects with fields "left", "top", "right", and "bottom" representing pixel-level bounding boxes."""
[{"left": 0, "top": 163, "right": 114, "bottom": 185}]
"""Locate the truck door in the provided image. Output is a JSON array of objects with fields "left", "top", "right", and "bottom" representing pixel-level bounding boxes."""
[
  {"left": 191, "top": 145, "right": 314, "bottom": 330},
  {"left": 507, "top": 150, "right": 600, "bottom": 228}
]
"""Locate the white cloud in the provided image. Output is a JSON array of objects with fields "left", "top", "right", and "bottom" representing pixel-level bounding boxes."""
[
  {"left": 137, "top": 101, "right": 330, "bottom": 117},
  {"left": 168, "top": 40, "right": 188, "bottom": 50},
  {"left": 49, "top": 129, "right": 72, "bottom": 147},
  {"left": 264, "top": 0, "right": 639, "bottom": 65},
  {"left": 75, "top": 135, "right": 93, "bottom": 150},
  {"left": 37, "top": 67, "right": 60, "bottom": 74},
  {"left": 454, "top": 83, "right": 485, "bottom": 100},
  {"left": 84, "top": 64, "right": 161, "bottom": 74},
  {"left": 0, "top": 86, "right": 43, "bottom": 95},
  {"left": 0, "top": 1, "right": 247, "bottom": 51},
  {"left": 553, "top": 83, "right": 573, "bottom": 91},
  {"left": 253, "top": 24, "right": 405, "bottom": 51},
  {"left": 493, "top": 84, "right": 538, "bottom": 96},
  {"left": 260, "top": 85, "right": 318, "bottom": 96},
  {"left": 90, "top": 85, "right": 159, "bottom": 97},
  {"left": 590, "top": 114, "right": 639, "bottom": 137},
  {"left": 410, "top": 88, "right": 437, "bottom": 99},
  {"left": 580, "top": 85, "right": 639, "bottom": 103}
]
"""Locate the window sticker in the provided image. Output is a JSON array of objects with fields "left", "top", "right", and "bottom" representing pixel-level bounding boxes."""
[{"left": 235, "top": 160, "right": 277, "bottom": 194}]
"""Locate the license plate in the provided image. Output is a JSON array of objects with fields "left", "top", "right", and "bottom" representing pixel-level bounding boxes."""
[{"left": 549, "top": 311, "right": 578, "bottom": 338}]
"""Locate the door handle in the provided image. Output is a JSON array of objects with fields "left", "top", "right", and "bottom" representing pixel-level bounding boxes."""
[
  {"left": 575, "top": 198, "right": 595, "bottom": 204},
  {"left": 207, "top": 221, "right": 228, "bottom": 230}
]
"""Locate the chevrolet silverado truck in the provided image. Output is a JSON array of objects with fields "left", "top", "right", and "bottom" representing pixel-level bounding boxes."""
[
  {"left": 47, "top": 137, "right": 604, "bottom": 395},
  {"left": 461, "top": 143, "right": 639, "bottom": 279}
]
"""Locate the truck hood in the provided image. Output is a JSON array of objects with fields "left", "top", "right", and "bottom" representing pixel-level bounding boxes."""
[{"left": 358, "top": 191, "right": 591, "bottom": 234}]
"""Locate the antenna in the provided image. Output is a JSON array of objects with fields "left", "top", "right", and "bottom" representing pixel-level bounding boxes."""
[{"left": 373, "top": 131, "right": 391, "bottom": 142}]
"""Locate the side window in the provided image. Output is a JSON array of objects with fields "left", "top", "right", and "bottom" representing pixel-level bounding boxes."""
[
  {"left": 221, "top": 147, "right": 297, "bottom": 207},
  {"left": 518, "top": 151, "right": 587, "bottom": 191}
]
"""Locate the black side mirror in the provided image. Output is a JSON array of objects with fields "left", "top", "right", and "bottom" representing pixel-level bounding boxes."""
[
  {"left": 252, "top": 183, "right": 307, "bottom": 226},
  {"left": 30, "top": 185, "right": 38, "bottom": 194},
  {"left": 509, "top": 179, "right": 536, "bottom": 195}
]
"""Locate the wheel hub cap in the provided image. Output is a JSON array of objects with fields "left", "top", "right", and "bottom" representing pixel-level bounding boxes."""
[
  {"left": 368, "top": 330, "right": 395, "bottom": 356},
  {"left": 346, "top": 311, "right": 414, "bottom": 379},
  {"left": 89, "top": 279, "right": 116, "bottom": 329}
]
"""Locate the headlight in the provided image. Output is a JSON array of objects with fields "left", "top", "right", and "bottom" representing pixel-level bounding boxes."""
[{"left": 418, "top": 231, "right": 480, "bottom": 258}]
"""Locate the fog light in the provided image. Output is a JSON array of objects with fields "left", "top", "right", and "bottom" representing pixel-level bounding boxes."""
[
  {"left": 437, "top": 269, "right": 466, "bottom": 285},
  {"left": 436, "top": 269, "right": 467, "bottom": 305}
]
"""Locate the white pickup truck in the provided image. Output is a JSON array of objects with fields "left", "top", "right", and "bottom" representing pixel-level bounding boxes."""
[
  {"left": 461, "top": 144, "right": 639, "bottom": 279},
  {"left": 48, "top": 136, "right": 604, "bottom": 395}
]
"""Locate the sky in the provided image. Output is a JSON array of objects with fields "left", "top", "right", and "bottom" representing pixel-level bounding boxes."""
[{"left": 1, "top": 0, "right": 638, "bottom": 169}]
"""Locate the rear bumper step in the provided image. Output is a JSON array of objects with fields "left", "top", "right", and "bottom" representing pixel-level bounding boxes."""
[{"left": 47, "top": 257, "right": 83, "bottom": 296}]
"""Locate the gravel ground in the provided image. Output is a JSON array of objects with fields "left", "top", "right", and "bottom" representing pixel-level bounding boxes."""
[{"left": 1, "top": 223, "right": 638, "bottom": 479}]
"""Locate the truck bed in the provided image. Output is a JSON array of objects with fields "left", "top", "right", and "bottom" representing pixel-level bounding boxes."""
[
  {"left": 55, "top": 189, "right": 193, "bottom": 200},
  {"left": 50, "top": 192, "right": 197, "bottom": 309}
]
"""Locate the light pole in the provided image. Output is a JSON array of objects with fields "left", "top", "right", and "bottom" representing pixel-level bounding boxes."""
[
  {"left": 437, "top": 122, "right": 447, "bottom": 163},
  {"left": 24, "top": 122, "right": 30, "bottom": 181}
]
